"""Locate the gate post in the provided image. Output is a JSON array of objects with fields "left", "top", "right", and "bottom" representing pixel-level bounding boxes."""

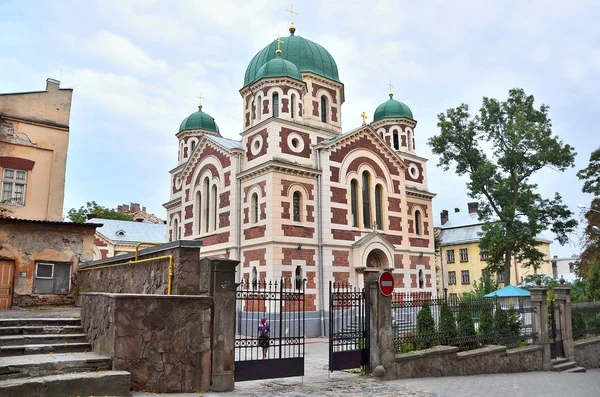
[
  {"left": 554, "top": 287, "right": 574, "bottom": 361},
  {"left": 367, "top": 272, "right": 394, "bottom": 376},
  {"left": 203, "top": 257, "right": 240, "bottom": 392},
  {"left": 530, "top": 288, "right": 552, "bottom": 370}
]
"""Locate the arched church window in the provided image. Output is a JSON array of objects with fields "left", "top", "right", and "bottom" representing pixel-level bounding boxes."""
[
  {"left": 320, "top": 95, "right": 327, "bottom": 123},
  {"left": 393, "top": 130, "right": 399, "bottom": 150},
  {"left": 257, "top": 96, "right": 262, "bottom": 121},
  {"left": 375, "top": 184, "right": 383, "bottom": 230},
  {"left": 251, "top": 98, "right": 256, "bottom": 120},
  {"left": 351, "top": 179, "right": 358, "bottom": 227},
  {"left": 295, "top": 265, "right": 303, "bottom": 290},
  {"left": 407, "top": 131, "right": 412, "bottom": 150},
  {"left": 418, "top": 269, "right": 424, "bottom": 288},
  {"left": 251, "top": 193, "right": 259, "bottom": 224},
  {"left": 173, "top": 218, "right": 179, "bottom": 240},
  {"left": 291, "top": 94, "right": 296, "bottom": 119},
  {"left": 415, "top": 210, "right": 422, "bottom": 236},
  {"left": 362, "top": 171, "right": 371, "bottom": 228},
  {"left": 211, "top": 184, "right": 218, "bottom": 231},
  {"left": 251, "top": 266, "right": 258, "bottom": 289},
  {"left": 366, "top": 251, "right": 380, "bottom": 268},
  {"left": 195, "top": 191, "right": 201, "bottom": 234},
  {"left": 191, "top": 140, "right": 196, "bottom": 152},
  {"left": 273, "top": 93, "right": 279, "bottom": 117},
  {"left": 203, "top": 177, "right": 210, "bottom": 233},
  {"left": 293, "top": 191, "right": 301, "bottom": 222}
]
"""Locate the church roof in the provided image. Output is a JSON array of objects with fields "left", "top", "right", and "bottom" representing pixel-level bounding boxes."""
[
  {"left": 244, "top": 28, "right": 340, "bottom": 87},
  {"left": 205, "top": 135, "right": 243, "bottom": 150},
  {"left": 373, "top": 94, "right": 413, "bottom": 122},
  {"left": 255, "top": 57, "right": 302, "bottom": 82},
  {"left": 179, "top": 107, "right": 219, "bottom": 133}
]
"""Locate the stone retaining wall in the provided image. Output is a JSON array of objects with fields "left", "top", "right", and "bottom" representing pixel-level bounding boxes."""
[
  {"left": 78, "top": 241, "right": 203, "bottom": 296},
  {"left": 383, "top": 344, "right": 544, "bottom": 380},
  {"left": 574, "top": 336, "right": 600, "bottom": 369},
  {"left": 81, "top": 292, "right": 213, "bottom": 393}
]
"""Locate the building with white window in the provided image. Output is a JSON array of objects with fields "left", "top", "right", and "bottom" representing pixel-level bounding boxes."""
[{"left": 164, "top": 24, "right": 436, "bottom": 334}]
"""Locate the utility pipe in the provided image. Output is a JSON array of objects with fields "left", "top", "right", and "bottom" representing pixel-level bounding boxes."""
[
  {"left": 135, "top": 242, "right": 161, "bottom": 260},
  {"left": 316, "top": 148, "right": 325, "bottom": 337}
]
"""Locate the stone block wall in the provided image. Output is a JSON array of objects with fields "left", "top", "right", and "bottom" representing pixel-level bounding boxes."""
[
  {"left": 81, "top": 293, "right": 213, "bottom": 393},
  {"left": 78, "top": 241, "right": 203, "bottom": 296},
  {"left": 574, "top": 336, "right": 600, "bottom": 369}
]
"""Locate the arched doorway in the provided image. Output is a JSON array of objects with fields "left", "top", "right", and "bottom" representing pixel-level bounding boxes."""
[{"left": 359, "top": 248, "right": 391, "bottom": 287}]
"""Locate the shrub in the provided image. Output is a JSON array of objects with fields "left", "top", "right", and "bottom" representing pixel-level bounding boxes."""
[
  {"left": 438, "top": 302, "right": 457, "bottom": 345},
  {"left": 456, "top": 299, "right": 477, "bottom": 349},
  {"left": 479, "top": 300, "right": 495, "bottom": 344},
  {"left": 416, "top": 302, "right": 436, "bottom": 349}
]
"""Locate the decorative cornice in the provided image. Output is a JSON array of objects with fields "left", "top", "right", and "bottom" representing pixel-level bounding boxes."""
[
  {"left": 163, "top": 197, "right": 182, "bottom": 210},
  {"left": 176, "top": 129, "right": 220, "bottom": 140},
  {"left": 406, "top": 188, "right": 437, "bottom": 199},
  {"left": 301, "top": 72, "right": 345, "bottom": 103},
  {"left": 371, "top": 117, "right": 417, "bottom": 129},
  {"left": 237, "top": 159, "right": 320, "bottom": 181},
  {"left": 240, "top": 76, "right": 308, "bottom": 97}
]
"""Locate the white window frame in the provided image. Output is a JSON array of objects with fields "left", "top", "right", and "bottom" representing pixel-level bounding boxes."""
[
  {"left": 447, "top": 249, "right": 455, "bottom": 263},
  {"left": 459, "top": 248, "right": 469, "bottom": 262},
  {"left": 1, "top": 168, "right": 27, "bottom": 206},
  {"left": 35, "top": 263, "right": 54, "bottom": 279}
]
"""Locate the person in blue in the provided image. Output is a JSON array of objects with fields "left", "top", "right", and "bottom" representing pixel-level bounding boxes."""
[{"left": 258, "top": 317, "right": 270, "bottom": 359}]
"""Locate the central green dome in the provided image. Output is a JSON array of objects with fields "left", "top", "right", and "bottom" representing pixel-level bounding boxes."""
[
  {"left": 255, "top": 57, "right": 302, "bottom": 82},
  {"left": 244, "top": 30, "right": 340, "bottom": 87},
  {"left": 373, "top": 94, "right": 413, "bottom": 122},
  {"left": 179, "top": 107, "right": 219, "bottom": 133}
]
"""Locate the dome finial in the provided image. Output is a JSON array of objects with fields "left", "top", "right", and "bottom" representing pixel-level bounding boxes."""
[
  {"left": 361, "top": 111, "right": 368, "bottom": 125},
  {"left": 286, "top": 4, "right": 298, "bottom": 35},
  {"left": 387, "top": 80, "right": 394, "bottom": 98},
  {"left": 274, "top": 36, "right": 284, "bottom": 56},
  {"left": 196, "top": 93, "right": 205, "bottom": 110}
]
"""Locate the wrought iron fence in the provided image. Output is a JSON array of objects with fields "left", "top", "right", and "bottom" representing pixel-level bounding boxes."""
[
  {"left": 572, "top": 301, "right": 600, "bottom": 339},
  {"left": 392, "top": 292, "right": 536, "bottom": 353}
]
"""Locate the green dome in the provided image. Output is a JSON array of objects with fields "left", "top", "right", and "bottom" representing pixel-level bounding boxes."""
[
  {"left": 255, "top": 57, "right": 302, "bottom": 82},
  {"left": 179, "top": 107, "right": 219, "bottom": 133},
  {"left": 244, "top": 30, "right": 339, "bottom": 87},
  {"left": 373, "top": 94, "right": 413, "bottom": 122}
]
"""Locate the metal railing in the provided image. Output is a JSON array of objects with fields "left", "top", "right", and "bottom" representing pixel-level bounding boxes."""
[{"left": 572, "top": 301, "right": 600, "bottom": 339}]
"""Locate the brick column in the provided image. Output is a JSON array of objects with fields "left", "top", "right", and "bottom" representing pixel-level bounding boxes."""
[
  {"left": 207, "top": 258, "right": 239, "bottom": 392},
  {"left": 530, "top": 288, "right": 552, "bottom": 370},
  {"left": 554, "top": 287, "right": 574, "bottom": 361},
  {"left": 367, "top": 272, "right": 395, "bottom": 377}
]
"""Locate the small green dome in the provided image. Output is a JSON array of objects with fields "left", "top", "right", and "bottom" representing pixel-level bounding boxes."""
[
  {"left": 373, "top": 94, "right": 413, "bottom": 122},
  {"left": 244, "top": 30, "right": 339, "bottom": 87},
  {"left": 179, "top": 107, "right": 219, "bottom": 133},
  {"left": 255, "top": 57, "right": 302, "bottom": 82}
]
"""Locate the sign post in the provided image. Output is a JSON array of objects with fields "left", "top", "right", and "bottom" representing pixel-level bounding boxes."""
[{"left": 378, "top": 271, "right": 394, "bottom": 296}]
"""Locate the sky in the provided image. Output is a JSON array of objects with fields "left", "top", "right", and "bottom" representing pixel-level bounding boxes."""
[{"left": 1, "top": 0, "right": 599, "bottom": 259}]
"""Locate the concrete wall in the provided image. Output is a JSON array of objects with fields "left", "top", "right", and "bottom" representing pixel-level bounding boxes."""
[
  {"left": 81, "top": 293, "right": 213, "bottom": 393},
  {"left": 574, "top": 336, "right": 600, "bottom": 369},
  {"left": 384, "top": 345, "right": 544, "bottom": 380},
  {"left": 0, "top": 218, "right": 96, "bottom": 307},
  {"left": 78, "top": 240, "right": 203, "bottom": 296}
]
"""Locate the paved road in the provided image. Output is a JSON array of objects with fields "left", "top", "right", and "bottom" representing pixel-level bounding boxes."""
[{"left": 134, "top": 342, "right": 600, "bottom": 397}]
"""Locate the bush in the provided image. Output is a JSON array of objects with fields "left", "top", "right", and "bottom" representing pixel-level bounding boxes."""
[
  {"left": 479, "top": 300, "right": 495, "bottom": 344},
  {"left": 416, "top": 302, "right": 437, "bottom": 349},
  {"left": 456, "top": 300, "right": 477, "bottom": 349},
  {"left": 438, "top": 302, "right": 457, "bottom": 345}
]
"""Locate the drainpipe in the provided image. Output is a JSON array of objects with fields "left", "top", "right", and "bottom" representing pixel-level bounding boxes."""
[
  {"left": 316, "top": 148, "right": 325, "bottom": 337},
  {"left": 236, "top": 152, "right": 242, "bottom": 275}
]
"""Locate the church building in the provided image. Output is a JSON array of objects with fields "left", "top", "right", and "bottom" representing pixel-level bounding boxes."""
[{"left": 163, "top": 22, "right": 436, "bottom": 324}]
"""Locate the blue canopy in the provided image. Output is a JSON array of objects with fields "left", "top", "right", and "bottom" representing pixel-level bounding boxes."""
[{"left": 484, "top": 285, "right": 531, "bottom": 298}]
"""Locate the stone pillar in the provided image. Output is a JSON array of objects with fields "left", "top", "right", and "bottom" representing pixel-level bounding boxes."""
[
  {"left": 530, "top": 288, "right": 552, "bottom": 370},
  {"left": 554, "top": 287, "right": 574, "bottom": 361},
  {"left": 207, "top": 258, "right": 239, "bottom": 392},
  {"left": 367, "top": 272, "right": 395, "bottom": 377}
]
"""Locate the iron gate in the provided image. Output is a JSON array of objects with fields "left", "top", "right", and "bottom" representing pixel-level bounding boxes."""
[
  {"left": 549, "top": 299, "right": 564, "bottom": 359},
  {"left": 329, "top": 281, "right": 370, "bottom": 371},
  {"left": 234, "top": 279, "right": 305, "bottom": 382}
]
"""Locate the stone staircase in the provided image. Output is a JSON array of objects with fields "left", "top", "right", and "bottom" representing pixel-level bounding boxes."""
[
  {"left": 0, "top": 317, "right": 130, "bottom": 397},
  {"left": 551, "top": 357, "right": 586, "bottom": 373}
]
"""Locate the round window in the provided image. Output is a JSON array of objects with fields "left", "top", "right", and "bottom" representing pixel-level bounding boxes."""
[
  {"left": 250, "top": 135, "right": 263, "bottom": 155},
  {"left": 287, "top": 133, "right": 305, "bottom": 153},
  {"left": 409, "top": 164, "right": 420, "bottom": 179}
]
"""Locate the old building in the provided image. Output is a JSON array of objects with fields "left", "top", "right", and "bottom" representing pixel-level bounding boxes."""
[
  {"left": 0, "top": 79, "right": 98, "bottom": 308},
  {"left": 117, "top": 202, "right": 165, "bottom": 224},
  {"left": 90, "top": 218, "right": 167, "bottom": 260},
  {"left": 437, "top": 203, "right": 553, "bottom": 297},
  {"left": 163, "top": 24, "right": 436, "bottom": 332}
]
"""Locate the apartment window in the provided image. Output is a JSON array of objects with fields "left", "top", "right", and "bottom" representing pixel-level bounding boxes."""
[
  {"left": 33, "top": 263, "right": 70, "bottom": 295},
  {"left": 293, "top": 191, "right": 301, "bottom": 222},
  {"left": 459, "top": 248, "right": 469, "bottom": 262},
  {"left": 447, "top": 249, "right": 455, "bottom": 264},
  {"left": 461, "top": 270, "right": 470, "bottom": 285},
  {"left": 448, "top": 271, "right": 456, "bottom": 285},
  {"left": 1, "top": 168, "right": 27, "bottom": 205},
  {"left": 480, "top": 250, "right": 488, "bottom": 260},
  {"left": 497, "top": 272, "right": 505, "bottom": 283}
]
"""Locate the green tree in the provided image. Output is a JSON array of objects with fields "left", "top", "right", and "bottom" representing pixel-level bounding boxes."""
[
  {"left": 416, "top": 303, "right": 436, "bottom": 349},
  {"left": 438, "top": 302, "right": 457, "bottom": 345},
  {"left": 457, "top": 300, "right": 477, "bottom": 349},
  {"left": 479, "top": 300, "right": 495, "bottom": 344},
  {"left": 577, "top": 147, "right": 600, "bottom": 196},
  {"left": 576, "top": 198, "right": 600, "bottom": 278},
  {"left": 428, "top": 88, "right": 577, "bottom": 285},
  {"left": 495, "top": 304, "right": 510, "bottom": 339},
  {"left": 472, "top": 271, "right": 500, "bottom": 297},
  {"left": 68, "top": 201, "right": 134, "bottom": 223},
  {"left": 586, "top": 261, "right": 600, "bottom": 301}
]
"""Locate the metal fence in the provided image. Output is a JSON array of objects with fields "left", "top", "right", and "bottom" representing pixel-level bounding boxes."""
[
  {"left": 572, "top": 301, "right": 600, "bottom": 339},
  {"left": 392, "top": 292, "right": 536, "bottom": 353}
]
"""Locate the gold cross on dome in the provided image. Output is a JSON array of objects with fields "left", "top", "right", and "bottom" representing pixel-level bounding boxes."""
[
  {"left": 286, "top": 4, "right": 298, "bottom": 23},
  {"left": 196, "top": 93, "right": 205, "bottom": 109},
  {"left": 361, "top": 111, "right": 368, "bottom": 125},
  {"left": 274, "top": 36, "right": 284, "bottom": 55},
  {"left": 387, "top": 80, "right": 394, "bottom": 95}
]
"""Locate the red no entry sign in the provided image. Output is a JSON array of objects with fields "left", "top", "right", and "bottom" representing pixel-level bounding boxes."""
[{"left": 379, "top": 271, "right": 394, "bottom": 296}]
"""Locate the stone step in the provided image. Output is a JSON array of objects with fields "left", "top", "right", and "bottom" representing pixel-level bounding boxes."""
[
  {"left": 551, "top": 357, "right": 569, "bottom": 366},
  {"left": 0, "top": 318, "right": 81, "bottom": 328},
  {"left": 0, "top": 333, "right": 88, "bottom": 346},
  {"left": 0, "top": 342, "right": 91, "bottom": 357},
  {"left": 564, "top": 366, "right": 587, "bottom": 373},
  {"left": 0, "top": 370, "right": 131, "bottom": 397},
  {"left": 0, "top": 352, "right": 111, "bottom": 380},
  {"left": 0, "top": 325, "right": 84, "bottom": 336},
  {"left": 553, "top": 360, "right": 577, "bottom": 372}
]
